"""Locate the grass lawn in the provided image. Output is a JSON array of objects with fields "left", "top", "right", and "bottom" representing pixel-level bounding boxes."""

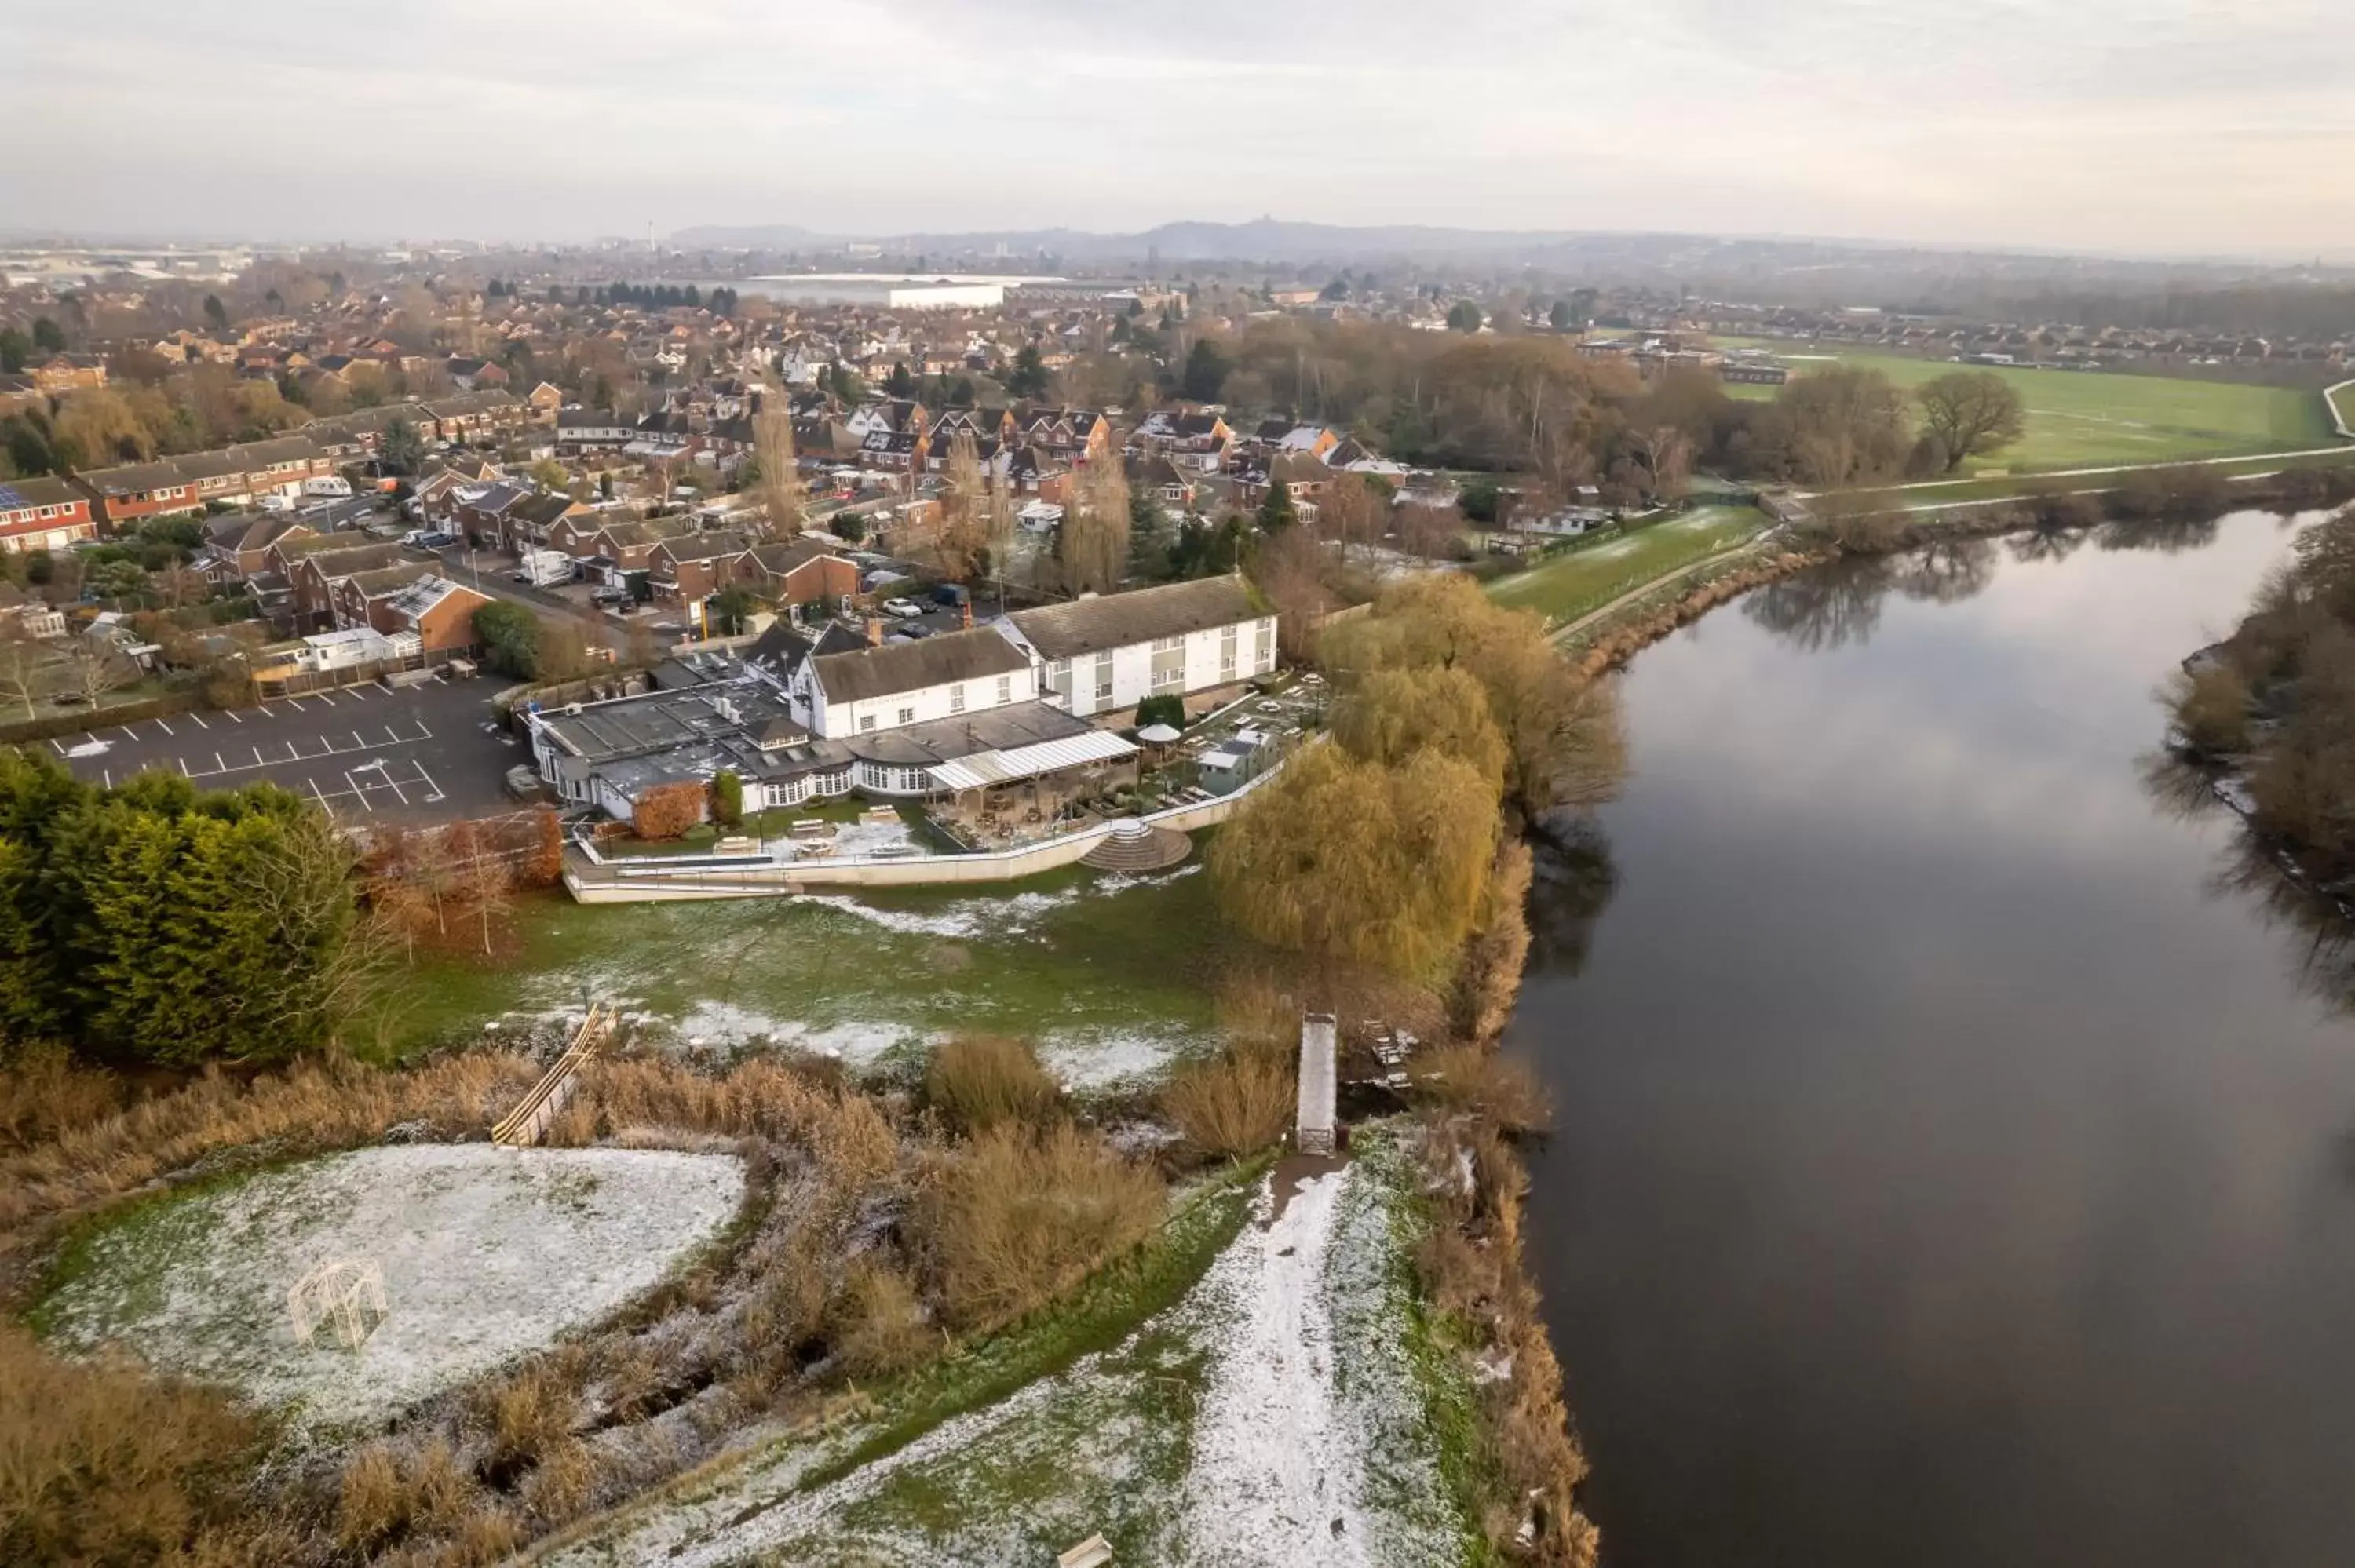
[
  {"left": 1833, "top": 444, "right": 2355, "bottom": 509},
  {"left": 1714, "top": 345, "right": 2337, "bottom": 472},
  {"left": 367, "top": 859, "right": 1267, "bottom": 1088},
  {"left": 1485, "top": 505, "right": 1770, "bottom": 626}
]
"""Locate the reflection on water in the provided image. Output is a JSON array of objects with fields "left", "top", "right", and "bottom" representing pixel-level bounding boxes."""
[{"left": 1511, "top": 512, "right": 2355, "bottom": 1568}]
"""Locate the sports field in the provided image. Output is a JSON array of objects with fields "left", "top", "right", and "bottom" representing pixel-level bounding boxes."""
[
  {"left": 1716, "top": 344, "right": 2336, "bottom": 472},
  {"left": 1487, "top": 505, "right": 1769, "bottom": 626}
]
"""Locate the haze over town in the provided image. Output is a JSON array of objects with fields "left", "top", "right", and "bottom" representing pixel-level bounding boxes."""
[{"left": 6, "top": 0, "right": 2352, "bottom": 257}]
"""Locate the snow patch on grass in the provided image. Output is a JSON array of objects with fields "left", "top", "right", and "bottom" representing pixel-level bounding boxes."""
[
  {"left": 1174, "top": 1167, "right": 1374, "bottom": 1565},
  {"left": 42, "top": 1143, "right": 745, "bottom": 1440}
]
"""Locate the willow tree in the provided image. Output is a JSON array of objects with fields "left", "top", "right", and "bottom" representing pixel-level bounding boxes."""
[
  {"left": 752, "top": 403, "right": 806, "bottom": 538},
  {"left": 1321, "top": 574, "right": 1624, "bottom": 815},
  {"left": 1328, "top": 665, "right": 1508, "bottom": 791},
  {"left": 1208, "top": 743, "right": 1498, "bottom": 986},
  {"left": 1061, "top": 458, "right": 1131, "bottom": 595}
]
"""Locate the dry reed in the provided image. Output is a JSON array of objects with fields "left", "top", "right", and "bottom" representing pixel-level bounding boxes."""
[
  {"left": 911, "top": 1122, "right": 1164, "bottom": 1333},
  {"left": 923, "top": 1034, "right": 1061, "bottom": 1132}
]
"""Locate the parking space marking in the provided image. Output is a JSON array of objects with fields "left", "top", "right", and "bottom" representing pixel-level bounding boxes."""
[
  {"left": 226, "top": 709, "right": 243, "bottom": 724},
  {"left": 214, "top": 751, "right": 225, "bottom": 772},
  {"left": 315, "top": 691, "right": 338, "bottom": 706},
  {"left": 119, "top": 725, "right": 137, "bottom": 740},
  {"left": 188, "top": 713, "right": 209, "bottom": 731},
  {"left": 49, "top": 738, "right": 64, "bottom": 756},
  {"left": 342, "top": 770, "right": 374, "bottom": 812},
  {"left": 414, "top": 760, "right": 446, "bottom": 804},
  {"left": 154, "top": 718, "right": 173, "bottom": 736}
]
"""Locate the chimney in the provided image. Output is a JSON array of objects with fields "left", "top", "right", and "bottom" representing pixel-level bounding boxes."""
[
  {"left": 961, "top": 600, "right": 973, "bottom": 629},
  {"left": 866, "top": 615, "right": 883, "bottom": 647}
]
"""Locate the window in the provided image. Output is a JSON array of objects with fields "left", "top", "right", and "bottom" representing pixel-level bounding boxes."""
[
  {"left": 1094, "top": 652, "right": 1114, "bottom": 702},
  {"left": 1150, "top": 638, "right": 1186, "bottom": 692},
  {"left": 858, "top": 713, "right": 876, "bottom": 733},
  {"left": 897, "top": 706, "right": 915, "bottom": 726},
  {"left": 996, "top": 675, "right": 1012, "bottom": 703},
  {"left": 1047, "top": 658, "right": 1071, "bottom": 694},
  {"left": 1254, "top": 618, "right": 1275, "bottom": 670},
  {"left": 950, "top": 683, "right": 966, "bottom": 713}
]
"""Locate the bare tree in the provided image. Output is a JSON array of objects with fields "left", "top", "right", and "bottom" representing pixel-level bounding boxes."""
[
  {"left": 0, "top": 631, "right": 57, "bottom": 720},
  {"left": 1316, "top": 473, "right": 1383, "bottom": 564},
  {"left": 1915, "top": 371, "right": 2026, "bottom": 473},
  {"left": 62, "top": 640, "right": 133, "bottom": 712}
]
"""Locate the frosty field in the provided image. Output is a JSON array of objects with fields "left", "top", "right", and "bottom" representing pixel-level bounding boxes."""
[
  {"left": 378, "top": 862, "right": 1258, "bottom": 1091},
  {"left": 36, "top": 1143, "right": 747, "bottom": 1437},
  {"left": 546, "top": 1144, "right": 1474, "bottom": 1567}
]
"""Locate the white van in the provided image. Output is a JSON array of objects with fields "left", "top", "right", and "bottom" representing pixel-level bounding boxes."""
[{"left": 303, "top": 475, "right": 356, "bottom": 499}]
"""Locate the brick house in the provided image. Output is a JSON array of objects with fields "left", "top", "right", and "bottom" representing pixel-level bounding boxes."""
[
  {"left": 0, "top": 476, "right": 97, "bottom": 552},
  {"left": 71, "top": 460, "right": 203, "bottom": 530}
]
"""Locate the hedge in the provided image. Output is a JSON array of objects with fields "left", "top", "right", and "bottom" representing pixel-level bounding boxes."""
[{"left": 0, "top": 689, "right": 205, "bottom": 748}]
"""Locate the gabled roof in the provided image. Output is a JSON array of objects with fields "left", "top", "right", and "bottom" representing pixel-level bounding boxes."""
[
  {"left": 745, "top": 618, "right": 864, "bottom": 683},
  {"left": 812, "top": 626, "right": 1029, "bottom": 705},
  {"left": 653, "top": 529, "right": 754, "bottom": 565},
  {"left": 78, "top": 460, "right": 191, "bottom": 495},
  {"left": 1006, "top": 576, "right": 1260, "bottom": 662},
  {"left": 0, "top": 475, "right": 85, "bottom": 511}
]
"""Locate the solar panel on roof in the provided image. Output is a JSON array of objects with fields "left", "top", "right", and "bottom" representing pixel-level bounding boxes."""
[{"left": 0, "top": 485, "right": 24, "bottom": 509}]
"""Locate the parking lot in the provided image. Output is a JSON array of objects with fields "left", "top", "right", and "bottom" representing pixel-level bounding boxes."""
[{"left": 52, "top": 677, "right": 529, "bottom": 823}]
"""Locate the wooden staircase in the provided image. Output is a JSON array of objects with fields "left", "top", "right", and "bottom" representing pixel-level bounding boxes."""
[{"left": 492, "top": 1004, "right": 615, "bottom": 1147}]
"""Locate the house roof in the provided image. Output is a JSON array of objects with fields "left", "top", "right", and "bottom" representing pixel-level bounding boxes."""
[
  {"left": 655, "top": 529, "right": 754, "bottom": 565},
  {"left": 744, "top": 618, "right": 864, "bottom": 683},
  {"left": 0, "top": 476, "right": 85, "bottom": 511},
  {"left": 78, "top": 460, "right": 191, "bottom": 495},
  {"left": 341, "top": 563, "right": 433, "bottom": 596},
  {"left": 1006, "top": 576, "right": 1260, "bottom": 662},
  {"left": 812, "top": 625, "right": 1030, "bottom": 705}
]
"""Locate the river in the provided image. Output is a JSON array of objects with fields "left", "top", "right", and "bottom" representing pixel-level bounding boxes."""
[{"left": 1508, "top": 512, "right": 2355, "bottom": 1568}]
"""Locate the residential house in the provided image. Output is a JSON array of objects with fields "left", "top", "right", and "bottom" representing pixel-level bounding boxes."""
[
  {"left": 526, "top": 381, "right": 566, "bottom": 421},
  {"left": 556, "top": 408, "right": 635, "bottom": 450},
  {"left": 197, "top": 512, "right": 315, "bottom": 583},
  {"left": 1126, "top": 454, "right": 1196, "bottom": 512},
  {"left": 1013, "top": 408, "right": 1112, "bottom": 465},
  {"left": 0, "top": 476, "right": 98, "bottom": 552},
  {"left": 498, "top": 491, "right": 595, "bottom": 556},
  {"left": 71, "top": 460, "right": 203, "bottom": 530},
  {"left": 275, "top": 538, "right": 406, "bottom": 629},
  {"left": 453, "top": 482, "right": 534, "bottom": 547},
  {"left": 32, "top": 353, "right": 107, "bottom": 395},
  {"left": 733, "top": 537, "right": 862, "bottom": 607},
  {"left": 648, "top": 530, "right": 756, "bottom": 607},
  {"left": 996, "top": 575, "right": 1277, "bottom": 718}
]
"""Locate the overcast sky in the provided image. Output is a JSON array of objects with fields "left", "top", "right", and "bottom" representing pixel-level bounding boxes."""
[{"left": 6, "top": 0, "right": 2350, "bottom": 257}]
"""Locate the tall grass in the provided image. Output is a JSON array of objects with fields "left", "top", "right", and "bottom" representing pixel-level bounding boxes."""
[
  {"left": 0, "top": 1045, "right": 126, "bottom": 1154},
  {"left": 0, "top": 1322, "right": 262, "bottom": 1565},
  {"left": 1412, "top": 1044, "right": 1550, "bottom": 1136},
  {"left": 1162, "top": 1050, "right": 1296, "bottom": 1158},
  {"left": 922, "top": 1034, "right": 1061, "bottom": 1132},
  {"left": 911, "top": 1122, "right": 1164, "bottom": 1333}
]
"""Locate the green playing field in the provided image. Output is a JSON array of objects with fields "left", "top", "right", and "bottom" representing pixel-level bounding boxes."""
[{"left": 1716, "top": 345, "right": 2338, "bottom": 472}]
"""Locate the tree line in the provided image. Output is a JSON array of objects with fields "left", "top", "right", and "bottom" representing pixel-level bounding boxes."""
[{"left": 0, "top": 753, "right": 366, "bottom": 1067}]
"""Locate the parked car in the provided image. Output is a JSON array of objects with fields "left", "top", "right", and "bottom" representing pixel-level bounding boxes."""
[
  {"left": 931, "top": 583, "right": 970, "bottom": 607},
  {"left": 881, "top": 596, "right": 925, "bottom": 618},
  {"left": 890, "top": 622, "right": 935, "bottom": 640}
]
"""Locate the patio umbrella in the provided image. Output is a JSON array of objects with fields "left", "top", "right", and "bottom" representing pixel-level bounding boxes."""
[{"left": 1137, "top": 724, "right": 1182, "bottom": 745}]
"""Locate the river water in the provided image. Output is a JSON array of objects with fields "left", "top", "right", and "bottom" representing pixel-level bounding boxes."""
[{"left": 1508, "top": 512, "right": 2355, "bottom": 1568}]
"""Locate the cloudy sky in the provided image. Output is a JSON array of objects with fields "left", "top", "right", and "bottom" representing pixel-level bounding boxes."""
[{"left": 6, "top": 0, "right": 2350, "bottom": 257}]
